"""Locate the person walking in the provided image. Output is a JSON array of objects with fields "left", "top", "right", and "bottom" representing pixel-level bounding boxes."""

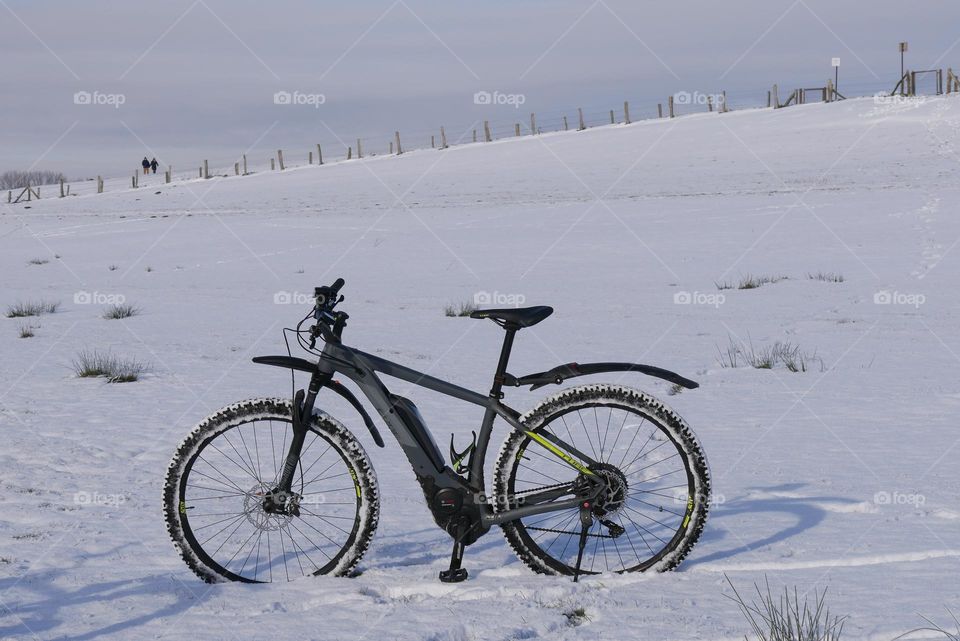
[
  {"left": 150, "top": 158, "right": 159, "bottom": 174},
  {"left": 141, "top": 157, "right": 150, "bottom": 175}
]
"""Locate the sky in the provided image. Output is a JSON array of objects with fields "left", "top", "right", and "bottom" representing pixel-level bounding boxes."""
[{"left": 1, "top": 0, "right": 958, "bottom": 178}]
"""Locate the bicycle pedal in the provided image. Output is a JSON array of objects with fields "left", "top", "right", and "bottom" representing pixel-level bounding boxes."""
[{"left": 438, "top": 568, "right": 468, "bottom": 583}]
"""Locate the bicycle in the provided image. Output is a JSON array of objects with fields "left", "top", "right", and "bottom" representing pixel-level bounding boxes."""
[{"left": 163, "top": 279, "right": 711, "bottom": 583}]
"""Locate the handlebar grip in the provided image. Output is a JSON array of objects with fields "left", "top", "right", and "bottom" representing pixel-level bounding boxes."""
[{"left": 330, "top": 278, "right": 345, "bottom": 294}]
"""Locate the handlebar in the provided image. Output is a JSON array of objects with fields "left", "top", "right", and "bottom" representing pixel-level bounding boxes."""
[{"left": 310, "top": 278, "right": 348, "bottom": 346}]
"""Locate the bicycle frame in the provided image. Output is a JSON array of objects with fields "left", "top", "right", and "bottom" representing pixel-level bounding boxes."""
[{"left": 279, "top": 336, "right": 602, "bottom": 529}]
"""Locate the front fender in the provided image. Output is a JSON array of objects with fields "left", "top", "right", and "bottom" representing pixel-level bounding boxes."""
[
  {"left": 504, "top": 361, "right": 698, "bottom": 391},
  {"left": 252, "top": 356, "right": 385, "bottom": 447}
]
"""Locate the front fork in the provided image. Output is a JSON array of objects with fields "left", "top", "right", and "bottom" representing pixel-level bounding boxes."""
[{"left": 263, "top": 371, "right": 331, "bottom": 515}]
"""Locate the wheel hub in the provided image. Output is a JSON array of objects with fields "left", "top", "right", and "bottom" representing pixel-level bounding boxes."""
[
  {"left": 246, "top": 484, "right": 297, "bottom": 531},
  {"left": 588, "top": 463, "right": 628, "bottom": 515}
]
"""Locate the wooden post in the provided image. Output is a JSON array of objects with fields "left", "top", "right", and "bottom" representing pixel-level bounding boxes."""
[
  {"left": 530, "top": 113, "right": 536, "bottom": 134},
  {"left": 59, "top": 178, "right": 64, "bottom": 198},
  {"left": 26, "top": 183, "right": 31, "bottom": 201},
  {"left": 97, "top": 176, "right": 103, "bottom": 193},
  {"left": 668, "top": 96, "right": 675, "bottom": 118},
  {"left": 431, "top": 135, "right": 435, "bottom": 148},
  {"left": 722, "top": 91, "right": 728, "bottom": 113},
  {"left": 270, "top": 158, "right": 275, "bottom": 171},
  {"left": 608, "top": 109, "right": 614, "bottom": 124},
  {"left": 347, "top": 146, "right": 352, "bottom": 160},
  {"left": 204, "top": 159, "right": 209, "bottom": 179},
  {"left": 948, "top": 68, "right": 953, "bottom": 94},
  {"left": 483, "top": 121, "right": 491, "bottom": 142},
  {"left": 234, "top": 162, "right": 239, "bottom": 175},
  {"left": 389, "top": 141, "right": 393, "bottom": 154},
  {"left": 657, "top": 103, "right": 663, "bottom": 118},
  {"left": 243, "top": 154, "right": 248, "bottom": 174},
  {"left": 707, "top": 95, "right": 713, "bottom": 112},
  {"left": 316, "top": 144, "right": 323, "bottom": 165},
  {"left": 773, "top": 84, "right": 779, "bottom": 108},
  {"left": 472, "top": 129, "right": 477, "bottom": 143},
  {"left": 7, "top": 190, "right": 11, "bottom": 203},
  {"left": 277, "top": 150, "right": 285, "bottom": 170},
  {"left": 563, "top": 116, "right": 569, "bottom": 131},
  {"left": 624, "top": 101, "right": 630, "bottom": 124},
  {"left": 440, "top": 126, "right": 448, "bottom": 149},
  {"left": 132, "top": 175, "right": 136, "bottom": 189},
  {"left": 308, "top": 151, "right": 313, "bottom": 164},
  {"left": 937, "top": 69, "right": 943, "bottom": 95},
  {"left": 767, "top": 91, "right": 771, "bottom": 108},
  {"left": 514, "top": 123, "right": 521, "bottom": 137},
  {"left": 578, "top": 107, "right": 585, "bottom": 130},
  {"left": 910, "top": 71, "right": 917, "bottom": 96},
  {"left": 357, "top": 139, "right": 362, "bottom": 158},
  {"left": 165, "top": 169, "right": 170, "bottom": 184},
  {"left": 66, "top": 185, "right": 70, "bottom": 196},
  {"left": 395, "top": 131, "right": 402, "bottom": 155}
]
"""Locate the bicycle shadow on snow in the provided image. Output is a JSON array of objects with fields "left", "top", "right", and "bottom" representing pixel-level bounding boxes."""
[
  {"left": 681, "top": 483, "right": 864, "bottom": 568},
  {"left": 0, "top": 543, "right": 216, "bottom": 641}
]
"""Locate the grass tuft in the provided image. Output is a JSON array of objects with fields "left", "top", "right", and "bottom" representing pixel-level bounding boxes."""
[
  {"left": 717, "top": 336, "right": 823, "bottom": 372},
  {"left": 108, "top": 264, "right": 118, "bottom": 271},
  {"left": 17, "top": 323, "right": 36, "bottom": 338},
  {"left": 563, "top": 607, "right": 590, "bottom": 627},
  {"left": 807, "top": 272, "right": 844, "bottom": 283},
  {"left": 444, "top": 301, "right": 477, "bottom": 317},
  {"left": 725, "top": 575, "right": 846, "bottom": 641},
  {"left": 26, "top": 258, "right": 49, "bottom": 266},
  {"left": 6, "top": 300, "right": 60, "bottom": 318},
  {"left": 102, "top": 303, "right": 141, "bottom": 320},
  {"left": 72, "top": 350, "right": 148, "bottom": 383},
  {"left": 896, "top": 610, "right": 960, "bottom": 641}
]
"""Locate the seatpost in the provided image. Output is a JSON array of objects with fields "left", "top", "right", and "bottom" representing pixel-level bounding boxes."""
[{"left": 490, "top": 325, "right": 518, "bottom": 398}]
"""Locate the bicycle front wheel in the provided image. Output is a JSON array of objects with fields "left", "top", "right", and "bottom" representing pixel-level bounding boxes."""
[
  {"left": 163, "top": 398, "right": 379, "bottom": 583},
  {"left": 494, "top": 385, "right": 710, "bottom": 576}
]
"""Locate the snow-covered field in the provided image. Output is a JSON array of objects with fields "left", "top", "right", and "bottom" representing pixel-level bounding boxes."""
[{"left": 2, "top": 96, "right": 959, "bottom": 640}]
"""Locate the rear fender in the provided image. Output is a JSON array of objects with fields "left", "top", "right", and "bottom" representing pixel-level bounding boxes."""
[{"left": 504, "top": 361, "right": 699, "bottom": 391}]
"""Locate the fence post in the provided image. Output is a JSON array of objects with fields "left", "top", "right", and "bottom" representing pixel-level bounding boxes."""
[
  {"left": 578, "top": 107, "right": 585, "bottom": 130},
  {"left": 707, "top": 95, "right": 713, "bottom": 112},
  {"left": 270, "top": 158, "right": 275, "bottom": 171},
  {"left": 668, "top": 96, "right": 675, "bottom": 118},
  {"left": 243, "top": 154, "right": 248, "bottom": 174},
  {"left": 657, "top": 103, "right": 663, "bottom": 118},
  {"left": 772, "top": 84, "right": 779, "bottom": 108},
  {"left": 7, "top": 190, "right": 10, "bottom": 203},
  {"left": 563, "top": 116, "right": 569, "bottom": 131},
  {"left": 431, "top": 135, "right": 435, "bottom": 148},
  {"left": 165, "top": 169, "right": 170, "bottom": 184},
  {"left": 394, "top": 131, "right": 402, "bottom": 155},
  {"left": 132, "top": 175, "right": 136, "bottom": 189},
  {"left": 357, "top": 139, "right": 362, "bottom": 159},
  {"left": 204, "top": 159, "right": 210, "bottom": 179},
  {"left": 97, "top": 176, "right": 103, "bottom": 193},
  {"left": 277, "top": 150, "right": 285, "bottom": 170},
  {"left": 608, "top": 109, "right": 614, "bottom": 124},
  {"left": 624, "top": 101, "right": 630, "bottom": 124},
  {"left": 316, "top": 144, "right": 323, "bottom": 165},
  {"left": 472, "top": 129, "right": 477, "bottom": 143},
  {"left": 309, "top": 151, "right": 313, "bottom": 164},
  {"left": 937, "top": 69, "right": 943, "bottom": 95},
  {"left": 234, "top": 162, "right": 239, "bottom": 175},
  {"left": 59, "top": 178, "right": 65, "bottom": 198},
  {"left": 440, "top": 126, "right": 448, "bottom": 149},
  {"left": 910, "top": 71, "right": 917, "bottom": 96},
  {"left": 514, "top": 123, "right": 521, "bottom": 137},
  {"left": 484, "top": 121, "right": 491, "bottom": 142},
  {"left": 389, "top": 141, "right": 393, "bottom": 154},
  {"left": 722, "top": 90, "right": 729, "bottom": 113},
  {"left": 347, "top": 146, "right": 352, "bottom": 160}
]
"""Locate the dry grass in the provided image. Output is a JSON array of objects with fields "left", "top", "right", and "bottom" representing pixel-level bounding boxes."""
[
  {"left": 6, "top": 300, "right": 60, "bottom": 318},
  {"left": 72, "top": 350, "right": 148, "bottom": 383},
  {"left": 725, "top": 576, "right": 845, "bottom": 641}
]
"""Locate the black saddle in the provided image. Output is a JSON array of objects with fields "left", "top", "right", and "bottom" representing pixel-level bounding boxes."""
[{"left": 470, "top": 306, "right": 553, "bottom": 328}]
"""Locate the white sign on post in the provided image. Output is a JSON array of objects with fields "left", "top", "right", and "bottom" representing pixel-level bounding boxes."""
[{"left": 832, "top": 57, "right": 841, "bottom": 67}]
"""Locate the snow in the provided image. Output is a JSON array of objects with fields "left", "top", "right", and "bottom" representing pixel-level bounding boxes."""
[{"left": 2, "top": 95, "right": 959, "bottom": 640}]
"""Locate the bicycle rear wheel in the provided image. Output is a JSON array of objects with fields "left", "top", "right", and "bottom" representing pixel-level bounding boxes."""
[
  {"left": 163, "top": 398, "right": 379, "bottom": 582},
  {"left": 494, "top": 385, "right": 709, "bottom": 576}
]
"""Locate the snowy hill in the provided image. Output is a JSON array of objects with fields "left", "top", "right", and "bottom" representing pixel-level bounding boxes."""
[{"left": 2, "top": 96, "right": 959, "bottom": 640}]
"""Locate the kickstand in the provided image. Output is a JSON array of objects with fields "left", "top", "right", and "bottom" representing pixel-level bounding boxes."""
[
  {"left": 572, "top": 501, "right": 593, "bottom": 583},
  {"left": 438, "top": 518, "right": 469, "bottom": 583}
]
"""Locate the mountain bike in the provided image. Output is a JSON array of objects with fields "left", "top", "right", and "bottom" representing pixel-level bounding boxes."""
[{"left": 164, "top": 279, "right": 711, "bottom": 583}]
